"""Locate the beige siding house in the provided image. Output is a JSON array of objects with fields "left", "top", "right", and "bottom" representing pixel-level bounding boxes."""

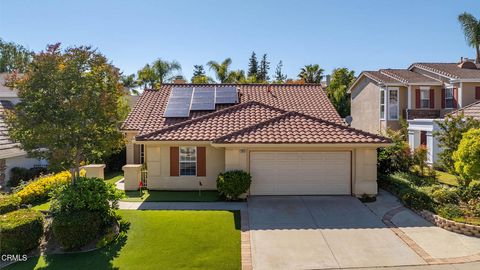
[
  {"left": 349, "top": 58, "right": 480, "bottom": 164},
  {"left": 121, "top": 84, "right": 390, "bottom": 197}
]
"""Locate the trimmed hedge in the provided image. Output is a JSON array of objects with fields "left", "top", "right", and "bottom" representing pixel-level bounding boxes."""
[
  {"left": 217, "top": 170, "right": 252, "bottom": 200},
  {"left": 0, "top": 194, "right": 21, "bottom": 214},
  {"left": 16, "top": 171, "right": 73, "bottom": 205},
  {"left": 52, "top": 211, "right": 103, "bottom": 250},
  {"left": 8, "top": 167, "right": 48, "bottom": 188},
  {"left": 0, "top": 209, "right": 44, "bottom": 255}
]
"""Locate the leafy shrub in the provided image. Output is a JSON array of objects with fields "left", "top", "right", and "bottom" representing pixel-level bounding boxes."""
[
  {"left": 457, "top": 182, "right": 480, "bottom": 202},
  {"left": 412, "top": 145, "right": 428, "bottom": 176},
  {"left": 437, "top": 204, "right": 464, "bottom": 219},
  {"left": 0, "top": 209, "right": 44, "bottom": 255},
  {"left": 453, "top": 128, "right": 480, "bottom": 186},
  {"left": 377, "top": 127, "right": 412, "bottom": 175},
  {"left": 52, "top": 210, "right": 103, "bottom": 250},
  {"left": 0, "top": 194, "right": 21, "bottom": 214},
  {"left": 400, "top": 189, "right": 434, "bottom": 211},
  {"left": 50, "top": 177, "right": 123, "bottom": 223},
  {"left": 15, "top": 171, "right": 73, "bottom": 204},
  {"left": 431, "top": 187, "right": 459, "bottom": 204},
  {"left": 9, "top": 166, "right": 48, "bottom": 188},
  {"left": 398, "top": 172, "right": 436, "bottom": 187},
  {"left": 216, "top": 170, "right": 252, "bottom": 200}
]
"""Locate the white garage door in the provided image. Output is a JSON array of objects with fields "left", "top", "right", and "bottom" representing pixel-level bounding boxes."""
[{"left": 249, "top": 152, "right": 351, "bottom": 195}]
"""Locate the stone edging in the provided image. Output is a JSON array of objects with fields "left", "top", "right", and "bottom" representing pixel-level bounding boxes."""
[
  {"left": 382, "top": 206, "right": 480, "bottom": 264},
  {"left": 240, "top": 209, "right": 252, "bottom": 270},
  {"left": 418, "top": 210, "right": 480, "bottom": 238}
]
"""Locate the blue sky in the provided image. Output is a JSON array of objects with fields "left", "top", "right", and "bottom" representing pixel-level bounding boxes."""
[{"left": 1, "top": 0, "right": 479, "bottom": 81}]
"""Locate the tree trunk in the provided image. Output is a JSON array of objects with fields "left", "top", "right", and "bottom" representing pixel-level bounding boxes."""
[{"left": 476, "top": 44, "right": 480, "bottom": 64}]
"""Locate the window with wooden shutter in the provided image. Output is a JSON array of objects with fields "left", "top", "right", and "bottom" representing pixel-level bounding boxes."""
[
  {"left": 429, "top": 89, "right": 435, "bottom": 108},
  {"left": 476, "top": 87, "right": 480, "bottom": 100},
  {"left": 441, "top": 88, "right": 445, "bottom": 108},
  {"left": 170, "top": 147, "right": 179, "bottom": 176},
  {"left": 197, "top": 147, "right": 206, "bottom": 177},
  {"left": 415, "top": 89, "right": 421, "bottom": 109},
  {"left": 453, "top": 88, "right": 458, "bottom": 108}
]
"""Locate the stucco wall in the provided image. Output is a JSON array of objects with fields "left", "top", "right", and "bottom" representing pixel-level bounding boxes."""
[
  {"left": 353, "top": 148, "right": 377, "bottom": 195},
  {"left": 351, "top": 78, "right": 382, "bottom": 134},
  {"left": 5, "top": 155, "right": 44, "bottom": 184},
  {"left": 145, "top": 144, "right": 225, "bottom": 190},
  {"left": 461, "top": 82, "right": 480, "bottom": 107}
]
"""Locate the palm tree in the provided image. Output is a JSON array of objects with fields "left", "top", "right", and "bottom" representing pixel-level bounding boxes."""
[
  {"left": 137, "top": 59, "right": 181, "bottom": 88},
  {"left": 228, "top": 70, "right": 246, "bottom": 83},
  {"left": 458, "top": 12, "right": 480, "bottom": 63},
  {"left": 207, "top": 58, "right": 233, "bottom": 83},
  {"left": 298, "top": 64, "right": 324, "bottom": 83}
]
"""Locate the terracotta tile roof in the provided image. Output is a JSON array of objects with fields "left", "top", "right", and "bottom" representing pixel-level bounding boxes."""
[
  {"left": 362, "top": 71, "right": 402, "bottom": 84},
  {"left": 450, "top": 101, "right": 480, "bottom": 120},
  {"left": 410, "top": 63, "right": 480, "bottom": 80},
  {"left": 136, "top": 101, "right": 286, "bottom": 141},
  {"left": 122, "top": 84, "right": 343, "bottom": 133},
  {"left": 213, "top": 111, "right": 391, "bottom": 144},
  {"left": 379, "top": 69, "right": 439, "bottom": 84}
]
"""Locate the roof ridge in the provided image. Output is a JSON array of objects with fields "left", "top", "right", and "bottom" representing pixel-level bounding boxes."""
[
  {"left": 379, "top": 69, "right": 408, "bottom": 84},
  {"left": 450, "top": 100, "right": 480, "bottom": 114},
  {"left": 137, "top": 101, "right": 288, "bottom": 140},
  {"left": 409, "top": 63, "right": 459, "bottom": 79},
  {"left": 214, "top": 110, "right": 391, "bottom": 143}
]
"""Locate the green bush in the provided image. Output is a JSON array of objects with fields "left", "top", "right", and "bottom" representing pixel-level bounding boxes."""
[
  {"left": 437, "top": 204, "right": 464, "bottom": 219},
  {"left": 399, "top": 172, "right": 436, "bottom": 187},
  {"left": 9, "top": 167, "right": 48, "bottom": 188},
  {"left": 52, "top": 210, "right": 103, "bottom": 250},
  {"left": 216, "top": 170, "right": 252, "bottom": 200},
  {"left": 50, "top": 177, "right": 123, "bottom": 223},
  {"left": 431, "top": 187, "right": 459, "bottom": 204},
  {"left": 453, "top": 128, "right": 480, "bottom": 185},
  {"left": 0, "top": 194, "right": 21, "bottom": 214},
  {"left": 400, "top": 189, "right": 434, "bottom": 211},
  {"left": 0, "top": 209, "right": 44, "bottom": 255},
  {"left": 457, "top": 182, "right": 480, "bottom": 202},
  {"left": 377, "top": 128, "right": 412, "bottom": 175},
  {"left": 15, "top": 171, "right": 73, "bottom": 205}
]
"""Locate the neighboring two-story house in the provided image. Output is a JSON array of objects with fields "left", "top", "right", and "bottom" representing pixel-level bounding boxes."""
[{"left": 349, "top": 58, "right": 480, "bottom": 164}]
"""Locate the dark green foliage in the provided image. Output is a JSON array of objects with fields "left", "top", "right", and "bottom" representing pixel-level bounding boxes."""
[
  {"left": 434, "top": 113, "right": 480, "bottom": 174},
  {"left": 102, "top": 146, "right": 126, "bottom": 173},
  {"left": 400, "top": 190, "right": 434, "bottom": 211},
  {"left": 52, "top": 210, "right": 103, "bottom": 250},
  {"left": 0, "top": 209, "right": 44, "bottom": 255},
  {"left": 377, "top": 129, "right": 411, "bottom": 175},
  {"left": 50, "top": 177, "right": 124, "bottom": 223},
  {"left": 258, "top": 54, "right": 270, "bottom": 82},
  {"left": 457, "top": 182, "right": 480, "bottom": 202},
  {"left": 273, "top": 61, "right": 287, "bottom": 83},
  {"left": 8, "top": 166, "right": 48, "bottom": 187},
  {"left": 437, "top": 204, "right": 465, "bottom": 219},
  {"left": 0, "top": 194, "right": 21, "bottom": 214},
  {"left": 0, "top": 38, "right": 33, "bottom": 73},
  {"left": 326, "top": 68, "right": 355, "bottom": 117},
  {"left": 298, "top": 64, "right": 324, "bottom": 83},
  {"left": 247, "top": 52, "right": 258, "bottom": 78},
  {"left": 217, "top": 170, "right": 252, "bottom": 200}
]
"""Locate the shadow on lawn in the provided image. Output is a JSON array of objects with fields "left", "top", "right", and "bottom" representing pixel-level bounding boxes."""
[
  {"left": 8, "top": 221, "right": 131, "bottom": 270},
  {"left": 124, "top": 190, "right": 220, "bottom": 202}
]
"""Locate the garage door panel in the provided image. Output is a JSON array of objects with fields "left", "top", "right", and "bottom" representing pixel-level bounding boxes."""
[{"left": 250, "top": 152, "right": 351, "bottom": 195}]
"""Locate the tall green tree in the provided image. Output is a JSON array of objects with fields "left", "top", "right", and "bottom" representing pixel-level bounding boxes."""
[
  {"left": 5, "top": 44, "right": 127, "bottom": 180},
  {"left": 298, "top": 64, "right": 324, "bottom": 83},
  {"left": 258, "top": 54, "right": 270, "bottom": 82},
  {"left": 247, "top": 52, "right": 258, "bottom": 78},
  {"left": 0, "top": 39, "right": 33, "bottom": 73},
  {"left": 207, "top": 58, "right": 235, "bottom": 83},
  {"left": 434, "top": 113, "right": 480, "bottom": 174},
  {"left": 137, "top": 58, "right": 181, "bottom": 88},
  {"left": 191, "top": 65, "right": 213, "bottom": 83},
  {"left": 458, "top": 12, "right": 480, "bottom": 63},
  {"left": 120, "top": 73, "right": 139, "bottom": 95},
  {"left": 273, "top": 61, "right": 287, "bottom": 83},
  {"left": 326, "top": 68, "right": 355, "bottom": 117}
]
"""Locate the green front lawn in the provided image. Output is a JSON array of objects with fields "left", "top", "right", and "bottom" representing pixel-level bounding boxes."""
[
  {"left": 31, "top": 201, "right": 51, "bottom": 211},
  {"left": 6, "top": 210, "right": 241, "bottom": 270},
  {"left": 104, "top": 171, "right": 123, "bottom": 185},
  {"left": 122, "top": 190, "right": 220, "bottom": 202},
  {"left": 435, "top": 170, "right": 459, "bottom": 186}
]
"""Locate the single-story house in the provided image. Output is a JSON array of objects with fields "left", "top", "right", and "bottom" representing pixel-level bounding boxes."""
[{"left": 121, "top": 84, "right": 390, "bottom": 196}]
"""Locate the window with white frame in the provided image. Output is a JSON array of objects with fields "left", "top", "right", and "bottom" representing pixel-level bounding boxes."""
[
  {"left": 420, "top": 89, "right": 430, "bottom": 108},
  {"left": 179, "top": 146, "right": 196, "bottom": 176},
  {"left": 388, "top": 88, "right": 399, "bottom": 120},
  {"left": 445, "top": 87, "right": 454, "bottom": 109},
  {"left": 380, "top": 89, "right": 386, "bottom": 119}
]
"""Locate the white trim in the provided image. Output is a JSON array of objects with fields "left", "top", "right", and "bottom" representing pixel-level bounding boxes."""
[
  {"left": 450, "top": 79, "right": 480, "bottom": 83},
  {"left": 179, "top": 146, "right": 197, "bottom": 176},
  {"left": 380, "top": 87, "right": 386, "bottom": 120}
]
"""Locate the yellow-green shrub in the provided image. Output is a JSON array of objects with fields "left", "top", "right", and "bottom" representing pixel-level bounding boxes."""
[{"left": 16, "top": 171, "right": 73, "bottom": 205}]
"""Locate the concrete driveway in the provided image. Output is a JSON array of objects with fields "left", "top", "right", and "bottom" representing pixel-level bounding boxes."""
[{"left": 248, "top": 193, "right": 480, "bottom": 270}]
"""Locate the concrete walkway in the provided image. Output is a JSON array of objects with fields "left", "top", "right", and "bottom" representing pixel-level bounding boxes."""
[{"left": 118, "top": 200, "right": 246, "bottom": 210}]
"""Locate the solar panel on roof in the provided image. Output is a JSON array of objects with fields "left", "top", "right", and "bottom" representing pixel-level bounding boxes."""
[
  {"left": 190, "top": 87, "right": 215, "bottom": 111},
  {"left": 163, "top": 87, "right": 194, "bottom": 117},
  {"left": 215, "top": 86, "right": 238, "bottom": 104}
]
